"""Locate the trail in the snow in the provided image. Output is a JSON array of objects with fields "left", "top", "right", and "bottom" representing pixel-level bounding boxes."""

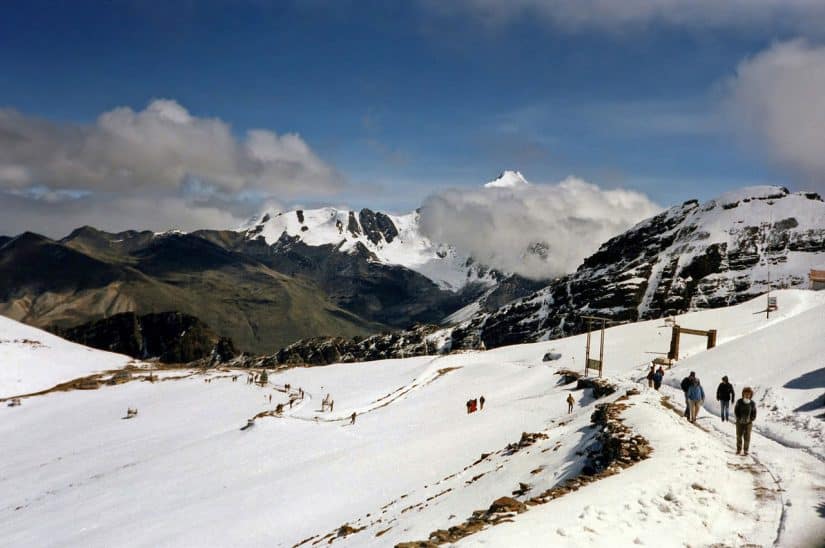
[{"left": 656, "top": 381, "right": 787, "bottom": 547}]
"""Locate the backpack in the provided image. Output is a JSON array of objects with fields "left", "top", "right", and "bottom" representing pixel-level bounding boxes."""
[{"left": 680, "top": 377, "right": 691, "bottom": 392}]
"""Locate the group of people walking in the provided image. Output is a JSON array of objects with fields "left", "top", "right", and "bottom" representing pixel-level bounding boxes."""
[
  {"left": 679, "top": 371, "right": 757, "bottom": 455},
  {"left": 646, "top": 365, "right": 665, "bottom": 390},
  {"left": 466, "top": 395, "right": 485, "bottom": 414}
]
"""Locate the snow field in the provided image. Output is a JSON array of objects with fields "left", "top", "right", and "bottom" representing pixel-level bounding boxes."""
[{"left": 0, "top": 315, "right": 134, "bottom": 398}]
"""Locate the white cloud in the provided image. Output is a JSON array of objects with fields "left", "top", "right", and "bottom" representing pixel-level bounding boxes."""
[
  {"left": 419, "top": 176, "right": 661, "bottom": 279},
  {"left": 422, "top": 0, "right": 825, "bottom": 33},
  {"left": 0, "top": 99, "right": 341, "bottom": 236},
  {"left": 725, "top": 39, "right": 825, "bottom": 192}
]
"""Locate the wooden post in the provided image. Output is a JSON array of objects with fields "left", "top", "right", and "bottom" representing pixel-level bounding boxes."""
[
  {"left": 668, "top": 325, "right": 681, "bottom": 361},
  {"left": 584, "top": 318, "right": 592, "bottom": 376},
  {"left": 707, "top": 329, "right": 717, "bottom": 349}
]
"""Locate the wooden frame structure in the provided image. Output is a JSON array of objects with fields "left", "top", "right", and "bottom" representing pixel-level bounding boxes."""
[
  {"left": 667, "top": 325, "right": 717, "bottom": 361},
  {"left": 582, "top": 316, "right": 619, "bottom": 377}
]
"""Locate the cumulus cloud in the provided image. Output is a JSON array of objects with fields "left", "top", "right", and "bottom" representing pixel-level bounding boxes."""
[
  {"left": 725, "top": 39, "right": 825, "bottom": 192},
  {"left": 422, "top": 0, "right": 825, "bottom": 33},
  {"left": 419, "top": 176, "right": 661, "bottom": 279},
  {"left": 0, "top": 99, "right": 340, "bottom": 236}
]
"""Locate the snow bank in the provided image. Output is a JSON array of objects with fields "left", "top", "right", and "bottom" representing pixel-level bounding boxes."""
[{"left": 0, "top": 315, "right": 132, "bottom": 398}]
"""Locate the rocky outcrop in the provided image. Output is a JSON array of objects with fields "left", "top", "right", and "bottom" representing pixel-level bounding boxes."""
[
  {"left": 56, "top": 311, "right": 237, "bottom": 364},
  {"left": 232, "top": 324, "right": 445, "bottom": 368},
  {"left": 450, "top": 187, "right": 825, "bottom": 350}
]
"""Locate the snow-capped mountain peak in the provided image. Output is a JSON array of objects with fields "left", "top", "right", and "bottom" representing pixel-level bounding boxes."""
[
  {"left": 240, "top": 206, "right": 497, "bottom": 290},
  {"left": 484, "top": 170, "right": 530, "bottom": 188}
]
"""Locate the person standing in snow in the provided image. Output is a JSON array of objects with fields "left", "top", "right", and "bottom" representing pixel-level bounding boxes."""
[
  {"left": 734, "top": 387, "right": 757, "bottom": 455},
  {"left": 479, "top": 395, "right": 485, "bottom": 410},
  {"left": 681, "top": 371, "right": 697, "bottom": 418},
  {"left": 687, "top": 378, "right": 705, "bottom": 423},
  {"left": 646, "top": 365, "right": 656, "bottom": 388},
  {"left": 466, "top": 399, "right": 472, "bottom": 414},
  {"left": 566, "top": 393, "right": 575, "bottom": 414},
  {"left": 716, "top": 376, "right": 735, "bottom": 422},
  {"left": 350, "top": 411, "right": 357, "bottom": 425},
  {"left": 653, "top": 367, "right": 664, "bottom": 391}
]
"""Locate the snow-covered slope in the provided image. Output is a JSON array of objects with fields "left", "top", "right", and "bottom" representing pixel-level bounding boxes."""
[
  {"left": 0, "top": 315, "right": 134, "bottom": 398},
  {"left": 240, "top": 207, "right": 495, "bottom": 290},
  {"left": 2, "top": 290, "right": 824, "bottom": 546}
]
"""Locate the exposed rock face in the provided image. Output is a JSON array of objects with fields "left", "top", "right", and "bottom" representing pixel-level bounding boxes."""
[
  {"left": 230, "top": 324, "right": 446, "bottom": 368},
  {"left": 358, "top": 208, "right": 399, "bottom": 244},
  {"left": 56, "top": 312, "right": 237, "bottom": 364},
  {"left": 452, "top": 187, "right": 825, "bottom": 350}
]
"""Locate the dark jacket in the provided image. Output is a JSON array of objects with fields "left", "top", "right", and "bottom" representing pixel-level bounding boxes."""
[
  {"left": 716, "top": 382, "right": 735, "bottom": 403},
  {"left": 734, "top": 399, "right": 757, "bottom": 424},
  {"left": 680, "top": 376, "right": 692, "bottom": 393}
]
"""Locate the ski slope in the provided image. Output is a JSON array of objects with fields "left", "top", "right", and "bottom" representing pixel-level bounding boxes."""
[
  {"left": 1, "top": 290, "right": 824, "bottom": 547},
  {"left": 0, "top": 315, "right": 135, "bottom": 398}
]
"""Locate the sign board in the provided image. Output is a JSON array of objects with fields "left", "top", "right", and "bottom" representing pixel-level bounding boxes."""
[{"left": 767, "top": 296, "right": 777, "bottom": 311}]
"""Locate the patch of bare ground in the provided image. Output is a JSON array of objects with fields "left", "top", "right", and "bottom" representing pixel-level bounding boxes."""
[
  {"left": 0, "top": 364, "right": 193, "bottom": 403},
  {"left": 394, "top": 386, "right": 651, "bottom": 546}
]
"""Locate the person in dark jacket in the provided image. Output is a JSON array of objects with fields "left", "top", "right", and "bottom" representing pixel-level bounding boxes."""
[
  {"left": 716, "top": 376, "right": 735, "bottom": 422},
  {"left": 734, "top": 387, "right": 757, "bottom": 455},
  {"left": 646, "top": 365, "right": 655, "bottom": 388},
  {"left": 479, "top": 395, "right": 486, "bottom": 410},
  {"left": 653, "top": 367, "right": 664, "bottom": 390},
  {"left": 680, "top": 372, "right": 696, "bottom": 418}
]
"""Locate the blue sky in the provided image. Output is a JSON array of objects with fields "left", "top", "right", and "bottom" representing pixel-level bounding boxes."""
[{"left": 1, "top": 1, "right": 823, "bottom": 236}]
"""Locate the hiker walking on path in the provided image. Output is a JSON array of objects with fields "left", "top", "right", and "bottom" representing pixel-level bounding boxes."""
[
  {"left": 566, "top": 393, "right": 575, "bottom": 414},
  {"left": 734, "top": 387, "right": 757, "bottom": 455},
  {"left": 350, "top": 412, "right": 356, "bottom": 425},
  {"left": 479, "top": 396, "right": 485, "bottom": 410},
  {"left": 716, "top": 376, "right": 735, "bottom": 422},
  {"left": 681, "top": 372, "right": 697, "bottom": 418},
  {"left": 687, "top": 377, "right": 705, "bottom": 423},
  {"left": 466, "top": 399, "right": 472, "bottom": 414},
  {"left": 653, "top": 367, "right": 664, "bottom": 391},
  {"left": 646, "top": 365, "right": 656, "bottom": 388}
]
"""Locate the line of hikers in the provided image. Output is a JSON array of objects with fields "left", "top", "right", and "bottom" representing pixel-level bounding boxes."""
[
  {"left": 466, "top": 396, "right": 485, "bottom": 414},
  {"left": 680, "top": 371, "right": 757, "bottom": 455}
]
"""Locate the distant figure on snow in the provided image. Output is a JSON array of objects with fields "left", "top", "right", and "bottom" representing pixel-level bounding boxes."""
[
  {"left": 687, "top": 378, "right": 705, "bottom": 423},
  {"left": 566, "top": 393, "right": 575, "bottom": 414},
  {"left": 350, "top": 412, "right": 357, "bottom": 425},
  {"left": 466, "top": 399, "right": 472, "bottom": 414},
  {"left": 716, "top": 376, "right": 735, "bottom": 422},
  {"left": 646, "top": 365, "right": 656, "bottom": 388},
  {"left": 681, "top": 371, "right": 697, "bottom": 418},
  {"left": 653, "top": 367, "right": 664, "bottom": 391},
  {"left": 330, "top": 400, "right": 334, "bottom": 412},
  {"left": 479, "top": 395, "right": 486, "bottom": 410},
  {"left": 734, "top": 387, "right": 757, "bottom": 455}
]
